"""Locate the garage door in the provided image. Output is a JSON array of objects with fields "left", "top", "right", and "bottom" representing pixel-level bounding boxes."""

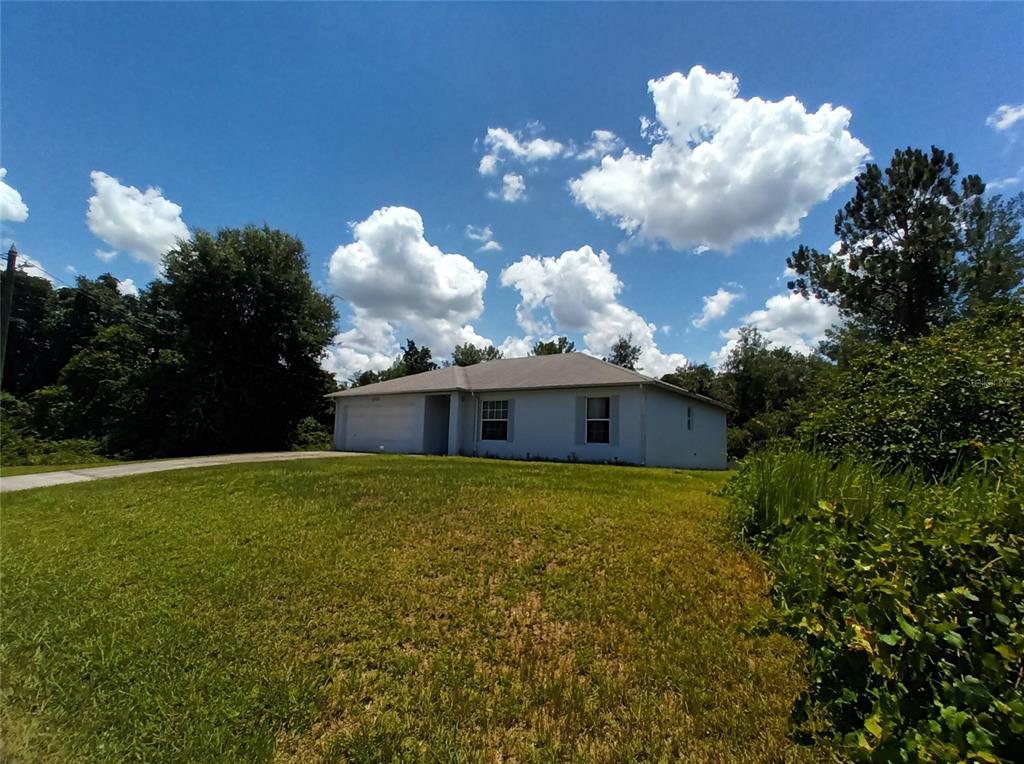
[{"left": 343, "top": 398, "right": 421, "bottom": 454}]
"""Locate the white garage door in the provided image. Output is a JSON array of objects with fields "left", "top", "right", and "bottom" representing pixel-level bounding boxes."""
[{"left": 343, "top": 398, "right": 421, "bottom": 454}]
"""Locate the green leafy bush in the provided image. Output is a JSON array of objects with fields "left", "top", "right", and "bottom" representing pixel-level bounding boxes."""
[
  {"left": 727, "top": 448, "right": 1024, "bottom": 760},
  {"left": 290, "top": 416, "right": 332, "bottom": 451},
  {"left": 1, "top": 391, "right": 105, "bottom": 467},
  {"left": 797, "top": 303, "right": 1024, "bottom": 477}
]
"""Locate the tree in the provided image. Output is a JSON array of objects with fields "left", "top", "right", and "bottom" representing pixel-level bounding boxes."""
[
  {"left": 716, "top": 327, "right": 825, "bottom": 457},
  {"left": 604, "top": 334, "right": 642, "bottom": 370},
  {"left": 57, "top": 325, "right": 151, "bottom": 451},
  {"left": 400, "top": 339, "right": 436, "bottom": 375},
  {"left": 159, "top": 226, "right": 338, "bottom": 454},
  {"left": 531, "top": 336, "right": 575, "bottom": 355},
  {"left": 451, "top": 343, "right": 502, "bottom": 366},
  {"left": 787, "top": 146, "right": 985, "bottom": 341},
  {"left": 958, "top": 192, "right": 1024, "bottom": 310},
  {"left": 661, "top": 363, "right": 719, "bottom": 398},
  {"left": 0, "top": 270, "right": 59, "bottom": 397}
]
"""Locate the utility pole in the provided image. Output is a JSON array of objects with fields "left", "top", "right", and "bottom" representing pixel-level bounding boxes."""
[{"left": 0, "top": 243, "right": 18, "bottom": 389}]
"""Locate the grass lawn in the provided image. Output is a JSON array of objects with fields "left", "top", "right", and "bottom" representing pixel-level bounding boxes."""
[
  {"left": 1, "top": 456, "right": 808, "bottom": 762},
  {"left": 0, "top": 461, "right": 114, "bottom": 477}
]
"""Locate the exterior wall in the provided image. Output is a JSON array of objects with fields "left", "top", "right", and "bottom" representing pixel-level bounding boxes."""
[
  {"left": 333, "top": 384, "right": 728, "bottom": 469},
  {"left": 333, "top": 394, "right": 426, "bottom": 454},
  {"left": 456, "top": 385, "right": 646, "bottom": 465},
  {"left": 643, "top": 386, "right": 727, "bottom": 469}
]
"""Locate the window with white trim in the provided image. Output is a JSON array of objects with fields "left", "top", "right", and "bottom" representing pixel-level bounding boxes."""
[
  {"left": 481, "top": 399, "right": 509, "bottom": 440},
  {"left": 586, "top": 397, "right": 610, "bottom": 444}
]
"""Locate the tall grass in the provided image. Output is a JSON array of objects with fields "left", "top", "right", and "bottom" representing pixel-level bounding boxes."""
[{"left": 727, "top": 447, "right": 1024, "bottom": 760}]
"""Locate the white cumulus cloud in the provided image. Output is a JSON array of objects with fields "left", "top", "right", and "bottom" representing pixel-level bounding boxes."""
[
  {"left": 692, "top": 287, "right": 740, "bottom": 328},
  {"left": 497, "top": 173, "right": 525, "bottom": 202},
  {"left": 87, "top": 171, "right": 189, "bottom": 267},
  {"left": 478, "top": 126, "right": 565, "bottom": 176},
  {"left": 466, "top": 224, "right": 503, "bottom": 251},
  {"left": 576, "top": 130, "right": 623, "bottom": 160},
  {"left": 570, "top": 65, "right": 869, "bottom": 252},
  {"left": 501, "top": 245, "right": 686, "bottom": 376},
  {"left": 326, "top": 206, "right": 492, "bottom": 379},
  {"left": 15, "top": 254, "right": 52, "bottom": 283},
  {"left": 986, "top": 104, "right": 1024, "bottom": 132},
  {"left": 116, "top": 278, "right": 140, "bottom": 297},
  {"left": 710, "top": 292, "right": 839, "bottom": 366},
  {"left": 0, "top": 168, "right": 29, "bottom": 222}
]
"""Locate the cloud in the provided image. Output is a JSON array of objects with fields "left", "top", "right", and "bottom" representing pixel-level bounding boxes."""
[
  {"left": 692, "top": 287, "right": 740, "bottom": 328},
  {"left": 575, "top": 129, "right": 623, "bottom": 160},
  {"left": 710, "top": 292, "right": 839, "bottom": 366},
  {"left": 986, "top": 104, "right": 1024, "bottom": 132},
  {"left": 116, "top": 278, "right": 140, "bottom": 297},
  {"left": 987, "top": 175, "right": 1021, "bottom": 192},
  {"left": 496, "top": 173, "right": 525, "bottom": 202},
  {"left": 466, "top": 224, "right": 503, "bottom": 251},
  {"left": 15, "top": 254, "right": 52, "bottom": 283},
  {"left": 87, "top": 171, "right": 189, "bottom": 267},
  {"left": 478, "top": 126, "right": 565, "bottom": 177},
  {"left": 95, "top": 249, "right": 118, "bottom": 262},
  {"left": 0, "top": 168, "right": 29, "bottom": 222},
  {"left": 570, "top": 65, "right": 869, "bottom": 252},
  {"left": 501, "top": 244, "right": 686, "bottom": 376},
  {"left": 326, "top": 206, "right": 491, "bottom": 379},
  {"left": 498, "top": 335, "right": 533, "bottom": 358}
]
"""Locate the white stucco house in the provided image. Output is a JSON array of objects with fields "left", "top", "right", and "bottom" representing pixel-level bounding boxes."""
[{"left": 328, "top": 352, "right": 728, "bottom": 469}]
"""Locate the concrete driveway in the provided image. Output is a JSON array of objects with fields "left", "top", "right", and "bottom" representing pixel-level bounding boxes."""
[{"left": 0, "top": 451, "right": 362, "bottom": 493}]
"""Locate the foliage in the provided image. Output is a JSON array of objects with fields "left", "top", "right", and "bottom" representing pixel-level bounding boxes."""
[
  {"left": 451, "top": 342, "right": 502, "bottom": 366},
  {"left": 398, "top": 338, "right": 436, "bottom": 375},
  {"left": 290, "top": 416, "right": 332, "bottom": 451},
  {"left": 56, "top": 326, "right": 151, "bottom": 452},
  {"left": 158, "top": 226, "right": 338, "bottom": 454},
  {"left": 798, "top": 303, "right": 1024, "bottom": 477},
  {"left": 531, "top": 336, "right": 575, "bottom": 355},
  {"left": 661, "top": 362, "right": 720, "bottom": 398},
  {"left": 1, "top": 457, "right": 804, "bottom": 762},
  {"left": 604, "top": 333, "right": 642, "bottom": 370},
  {"left": 959, "top": 193, "right": 1024, "bottom": 311},
  {"left": 0, "top": 391, "right": 104, "bottom": 467},
  {"left": 726, "top": 448, "right": 1024, "bottom": 761},
  {"left": 788, "top": 147, "right": 1021, "bottom": 342},
  {"left": 668, "top": 328, "right": 824, "bottom": 459}
]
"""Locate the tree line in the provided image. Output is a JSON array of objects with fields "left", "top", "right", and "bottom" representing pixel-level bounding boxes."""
[{"left": 2, "top": 146, "right": 1022, "bottom": 466}]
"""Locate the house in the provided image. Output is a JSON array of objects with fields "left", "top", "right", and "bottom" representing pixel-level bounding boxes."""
[{"left": 328, "top": 352, "right": 728, "bottom": 469}]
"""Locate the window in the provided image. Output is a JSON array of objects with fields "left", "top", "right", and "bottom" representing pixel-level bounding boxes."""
[
  {"left": 586, "top": 396, "right": 610, "bottom": 444},
  {"left": 481, "top": 399, "right": 509, "bottom": 440},
  {"left": 687, "top": 406, "right": 693, "bottom": 431}
]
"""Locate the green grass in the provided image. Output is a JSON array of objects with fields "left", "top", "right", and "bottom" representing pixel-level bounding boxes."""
[
  {"left": 1, "top": 456, "right": 808, "bottom": 762},
  {"left": 0, "top": 461, "right": 114, "bottom": 477}
]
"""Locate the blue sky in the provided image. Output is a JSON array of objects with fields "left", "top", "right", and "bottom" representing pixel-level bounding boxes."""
[{"left": 2, "top": 2, "right": 1022, "bottom": 377}]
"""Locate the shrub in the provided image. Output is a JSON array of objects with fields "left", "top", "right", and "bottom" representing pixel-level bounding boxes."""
[
  {"left": 797, "top": 303, "right": 1024, "bottom": 477},
  {"left": 727, "top": 448, "right": 1024, "bottom": 760},
  {"left": 290, "top": 416, "right": 332, "bottom": 451},
  {"left": 1, "top": 391, "right": 105, "bottom": 467}
]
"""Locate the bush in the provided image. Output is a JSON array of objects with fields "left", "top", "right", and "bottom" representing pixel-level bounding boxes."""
[
  {"left": 1, "top": 391, "right": 105, "bottom": 467},
  {"left": 726, "top": 448, "right": 1024, "bottom": 760},
  {"left": 797, "top": 303, "right": 1024, "bottom": 477},
  {"left": 290, "top": 416, "right": 332, "bottom": 451}
]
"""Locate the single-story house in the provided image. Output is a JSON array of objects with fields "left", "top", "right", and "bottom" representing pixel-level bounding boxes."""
[{"left": 328, "top": 352, "right": 728, "bottom": 469}]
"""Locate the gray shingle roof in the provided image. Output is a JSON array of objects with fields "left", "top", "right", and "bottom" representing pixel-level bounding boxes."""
[{"left": 328, "top": 352, "right": 728, "bottom": 409}]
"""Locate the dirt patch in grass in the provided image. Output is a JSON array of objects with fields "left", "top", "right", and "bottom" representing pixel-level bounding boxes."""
[{"left": 1, "top": 456, "right": 809, "bottom": 762}]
